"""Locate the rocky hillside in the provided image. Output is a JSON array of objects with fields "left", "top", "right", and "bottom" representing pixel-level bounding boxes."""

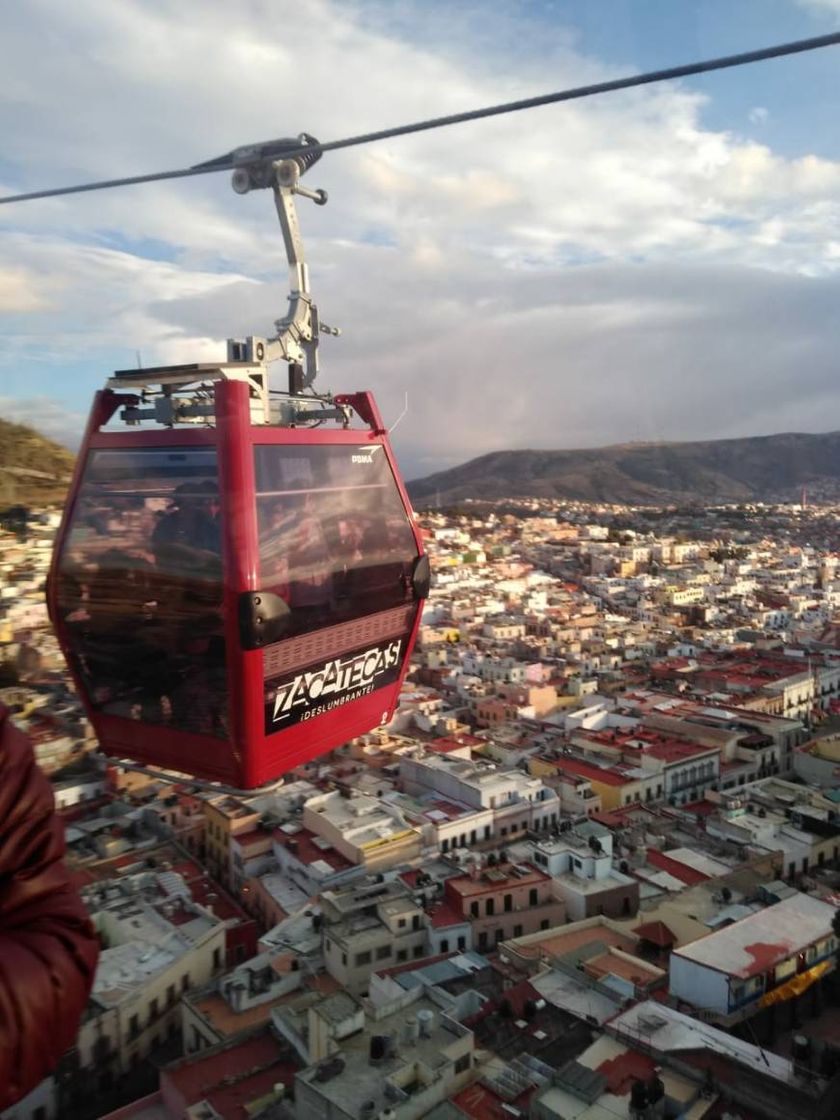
[
  {"left": 408, "top": 431, "right": 840, "bottom": 506},
  {"left": 0, "top": 418, "right": 74, "bottom": 507}
]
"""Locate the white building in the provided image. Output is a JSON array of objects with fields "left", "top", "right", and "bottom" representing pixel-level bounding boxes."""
[
  {"left": 303, "top": 790, "right": 422, "bottom": 870},
  {"left": 669, "top": 893, "right": 837, "bottom": 1019}
]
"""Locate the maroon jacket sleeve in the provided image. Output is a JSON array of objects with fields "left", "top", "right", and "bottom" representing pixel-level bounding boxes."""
[{"left": 0, "top": 706, "right": 100, "bottom": 1110}]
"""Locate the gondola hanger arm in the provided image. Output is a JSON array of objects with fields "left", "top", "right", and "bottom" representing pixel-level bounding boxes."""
[{"left": 221, "top": 134, "right": 338, "bottom": 393}]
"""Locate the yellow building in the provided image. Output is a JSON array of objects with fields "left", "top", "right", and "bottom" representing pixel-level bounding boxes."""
[{"left": 203, "top": 795, "right": 261, "bottom": 888}]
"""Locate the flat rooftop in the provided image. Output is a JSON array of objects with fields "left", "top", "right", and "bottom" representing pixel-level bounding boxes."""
[
  {"left": 672, "top": 893, "right": 836, "bottom": 978},
  {"left": 508, "top": 921, "right": 636, "bottom": 962},
  {"left": 611, "top": 1000, "right": 798, "bottom": 1085},
  {"left": 297, "top": 994, "right": 468, "bottom": 1118},
  {"left": 447, "top": 862, "right": 549, "bottom": 898}
]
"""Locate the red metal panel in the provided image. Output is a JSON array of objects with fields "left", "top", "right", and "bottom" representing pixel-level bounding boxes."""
[
  {"left": 87, "top": 715, "right": 240, "bottom": 784},
  {"left": 49, "top": 384, "right": 426, "bottom": 789},
  {"left": 88, "top": 428, "right": 217, "bottom": 449},
  {"left": 215, "top": 380, "right": 263, "bottom": 787},
  {"left": 249, "top": 662, "right": 418, "bottom": 785}
]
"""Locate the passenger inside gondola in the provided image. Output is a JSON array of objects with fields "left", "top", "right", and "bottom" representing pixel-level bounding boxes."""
[
  {"left": 57, "top": 449, "right": 227, "bottom": 738},
  {"left": 255, "top": 442, "right": 418, "bottom": 638}
]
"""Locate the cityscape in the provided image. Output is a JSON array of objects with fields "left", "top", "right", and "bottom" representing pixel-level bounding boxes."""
[
  {"left": 4, "top": 494, "right": 840, "bottom": 1119},
  {"left": 4, "top": 5, "right": 840, "bottom": 1120}
]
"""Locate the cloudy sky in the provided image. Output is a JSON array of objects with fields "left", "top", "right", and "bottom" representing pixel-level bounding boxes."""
[{"left": 2, "top": 0, "right": 840, "bottom": 480}]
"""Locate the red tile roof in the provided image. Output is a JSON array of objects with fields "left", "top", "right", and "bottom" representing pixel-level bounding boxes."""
[
  {"left": 165, "top": 1033, "right": 290, "bottom": 1103},
  {"left": 646, "top": 848, "right": 710, "bottom": 886},
  {"left": 272, "top": 826, "right": 354, "bottom": 872},
  {"left": 633, "top": 920, "right": 676, "bottom": 948},
  {"left": 428, "top": 733, "right": 483, "bottom": 753},
  {"left": 452, "top": 1080, "right": 534, "bottom": 1120},
  {"left": 552, "top": 758, "right": 629, "bottom": 787},
  {"left": 598, "top": 1049, "right": 657, "bottom": 1095},
  {"left": 231, "top": 828, "right": 273, "bottom": 850},
  {"left": 427, "top": 901, "right": 468, "bottom": 929}
]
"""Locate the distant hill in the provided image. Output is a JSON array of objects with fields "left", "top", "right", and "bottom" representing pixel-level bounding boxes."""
[
  {"left": 407, "top": 431, "right": 840, "bottom": 507},
  {"left": 0, "top": 418, "right": 74, "bottom": 507}
]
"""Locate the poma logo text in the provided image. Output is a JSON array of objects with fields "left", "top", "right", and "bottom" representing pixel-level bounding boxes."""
[
  {"left": 271, "top": 639, "right": 402, "bottom": 722},
  {"left": 351, "top": 444, "right": 382, "bottom": 465}
]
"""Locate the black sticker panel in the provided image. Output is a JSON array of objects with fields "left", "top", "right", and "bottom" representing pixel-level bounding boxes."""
[{"left": 264, "top": 637, "right": 404, "bottom": 734}]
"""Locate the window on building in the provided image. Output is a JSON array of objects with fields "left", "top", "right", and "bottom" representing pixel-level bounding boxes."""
[
  {"left": 129, "top": 1014, "right": 140, "bottom": 1039},
  {"left": 398, "top": 917, "right": 407, "bottom": 928},
  {"left": 440, "top": 938, "right": 449, "bottom": 953},
  {"left": 540, "top": 919, "right": 550, "bottom": 931},
  {"left": 342, "top": 953, "right": 347, "bottom": 966},
  {"left": 397, "top": 949, "right": 407, "bottom": 962},
  {"left": 470, "top": 830, "right": 477, "bottom": 844},
  {"left": 514, "top": 924, "right": 523, "bottom": 938},
  {"left": 457, "top": 936, "right": 466, "bottom": 951},
  {"left": 148, "top": 998, "right": 159, "bottom": 1022},
  {"left": 213, "top": 947, "right": 221, "bottom": 970},
  {"left": 470, "top": 901, "right": 479, "bottom": 918},
  {"left": 504, "top": 894, "right": 513, "bottom": 912},
  {"left": 413, "top": 945, "right": 424, "bottom": 958},
  {"left": 486, "top": 898, "right": 495, "bottom": 917},
  {"left": 501, "top": 827, "right": 508, "bottom": 837},
  {"left": 494, "top": 929, "right": 504, "bottom": 943},
  {"left": 484, "top": 825, "right": 492, "bottom": 839},
  {"left": 181, "top": 973, "right": 190, "bottom": 992},
  {"left": 441, "top": 838, "right": 449, "bottom": 853},
  {"left": 478, "top": 931, "right": 488, "bottom": 950},
  {"left": 356, "top": 951, "right": 372, "bottom": 966},
  {"left": 412, "top": 914, "right": 422, "bottom": 931},
  {"left": 235, "top": 945, "right": 246, "bottom": 963},
  {"left": 455, "top": 1055, "right": 471, "bottom": 1074},
  {"left": 376, "top": 945, "right": 392, "bottom": 960},
  {"left": 529, "top": 888, "right": 538, "bottom": 906}
]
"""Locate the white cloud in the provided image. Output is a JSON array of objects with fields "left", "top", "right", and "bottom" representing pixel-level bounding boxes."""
[
  {"left": 0, "top": 266, "right": 50, "bottom": 312},
  {"left": 0, "top": 396, "right": 87, "bottom": 449},
  {"left": 1, "top": 0, "right": 840, "bottom": 478},
  {"left": 797, "top": 0, "right": 840, "bottom": 15}
]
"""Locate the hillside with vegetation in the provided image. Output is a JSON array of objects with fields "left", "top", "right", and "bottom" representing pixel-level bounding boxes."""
[
  {"left": 408, "top": 431, "right": 840, "bottom": 507},
  {"left": 0, "top": 417, "right": 75, "bottom": 507}
]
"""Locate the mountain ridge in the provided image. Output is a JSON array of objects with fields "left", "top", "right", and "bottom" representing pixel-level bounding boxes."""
[
  {"left": 407, "top": 430, "right": 840, "bottom": 506},
  {"left": 0, "top": 417, "right": 75, "bottom": 506}
]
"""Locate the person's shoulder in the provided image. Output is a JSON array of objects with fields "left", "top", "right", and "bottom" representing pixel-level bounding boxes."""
[
  {"left": 0, "top": 707, "right": 32, "bottom": 773},
  {"left": 0, "top": 706, "right": 41, "bottom": 819}
]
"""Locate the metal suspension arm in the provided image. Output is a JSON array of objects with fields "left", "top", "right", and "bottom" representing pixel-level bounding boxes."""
[{"left": 223, "top": 134, "right": 339, "bottom": 392}]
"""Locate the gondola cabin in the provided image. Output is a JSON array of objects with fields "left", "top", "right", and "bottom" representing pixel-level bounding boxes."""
[{"left": 48, "top": 360, "right": 429, "bottom": 787}]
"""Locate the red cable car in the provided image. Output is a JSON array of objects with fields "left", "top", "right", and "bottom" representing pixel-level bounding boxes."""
[{"left": 47, "top": 138, "right": 429, "bottom": 788}]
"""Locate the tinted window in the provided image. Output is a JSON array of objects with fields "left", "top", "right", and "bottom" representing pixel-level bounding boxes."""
[
  {"left": 254, "top": 443, "right": 418, "bottom": 637},
  {"left": 56, "top": 447, "right": 227, "bottom": 738}
]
